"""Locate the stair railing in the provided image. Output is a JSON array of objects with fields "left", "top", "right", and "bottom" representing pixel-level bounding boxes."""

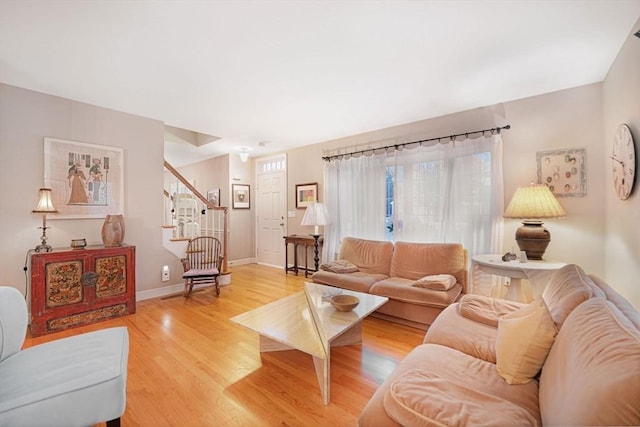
[{"left": 163, "top": 160, "right": 229, "bottom": 274}]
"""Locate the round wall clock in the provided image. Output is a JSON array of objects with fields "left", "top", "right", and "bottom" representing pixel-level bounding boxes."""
[{"left": 611, "top": 124, "right": 636, "bottom": 200}]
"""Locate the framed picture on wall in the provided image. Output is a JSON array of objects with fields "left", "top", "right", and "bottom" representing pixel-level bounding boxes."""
[
  {"left": 295, "top": 182, "right": 318, "bottom": 209},
  {"left": 536, "top": 148, "right": 586, "bottom": 197},
  {"left": 44, "top": 137, "right": 125, "bottom": 219},
  {"left": 232, "top": 184, "right": 250, "bottom": 209},
  {"left": 207, "top": 188, "right": 220, "bottom": 207}
]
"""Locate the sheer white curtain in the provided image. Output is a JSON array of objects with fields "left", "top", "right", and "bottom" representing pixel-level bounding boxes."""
[
  {"left": 393, "top": 134, "right": 504, "bottom": 257},
  {"left": 323, "top": 154, "right": 387, "bottom": 261},
  {"left": 322, "top": 133, "right": 504, "bottom": 293}
]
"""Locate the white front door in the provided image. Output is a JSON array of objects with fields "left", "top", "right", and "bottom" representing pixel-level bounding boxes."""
[{"left": 256, "top": 157, "right": 287, "bottom": 267}]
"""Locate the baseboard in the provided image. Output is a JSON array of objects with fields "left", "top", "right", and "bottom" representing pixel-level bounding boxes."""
[
  {"left": 136, "top": 281, "right": 221, "bottom": 301},
  {"left": 229, "top": 257, "right": 256, "bottom": 266},
  {"left": 135, "top": 259, "right": 261, "bottom": 301},
  {"left": 257, "top": 261, "right": 283, "bottom": 270}
]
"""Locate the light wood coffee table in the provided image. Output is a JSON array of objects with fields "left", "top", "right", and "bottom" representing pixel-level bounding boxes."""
[{"left": 231, "top": 282, "right": 388, "bottom": 404}]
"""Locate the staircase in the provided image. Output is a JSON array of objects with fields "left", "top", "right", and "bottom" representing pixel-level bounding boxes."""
[{"left": 163, "top": 160, "right": 229, "bottom": 279}]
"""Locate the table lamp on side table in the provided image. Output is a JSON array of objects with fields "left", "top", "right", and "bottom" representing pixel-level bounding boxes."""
[
  {"left": 504, "top": 183, "right": 565, "bottom": 260},
  {"left": 32, "top": 188, "right": 58, "bottom": 252},
  {"left": 301, "top": 202, "right": 330, "bottom": 272}
]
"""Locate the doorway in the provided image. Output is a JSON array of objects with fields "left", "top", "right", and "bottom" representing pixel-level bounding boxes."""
[{"left": 256, "top": 155, "right": 287, "bottom": 267}]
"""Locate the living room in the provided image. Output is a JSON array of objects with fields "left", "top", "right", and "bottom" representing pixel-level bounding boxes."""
[{"left": 0, "top": 2, "right": 639, "bottom": 425}]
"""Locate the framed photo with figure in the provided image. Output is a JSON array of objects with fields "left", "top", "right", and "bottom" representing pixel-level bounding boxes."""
[
  {"left": 232, "top": 184, "right": 250, "bottom": 209},
  {"left": 295, "top": 182, "right": 318, "bottom": 209},
  {"left": 44, "top": 137, "right": 124, "bottom": 219},
  {"left": 207, "top": 189, "right": 220, "bottom": 207}
]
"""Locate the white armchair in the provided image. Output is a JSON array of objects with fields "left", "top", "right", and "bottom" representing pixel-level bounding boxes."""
[{"left": 0, "top": 286, "right": 129, "bottom": 427}]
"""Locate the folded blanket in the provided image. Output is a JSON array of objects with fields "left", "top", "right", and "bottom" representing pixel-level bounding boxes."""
[
  {"left": 412, "top": 274, "right": 457, "bottom": 291},
  {"left": 459, "top": 294, "right": 524, "bottom": 327},
  {"left": 320, "top": 260, "right": 359, "bottom": 274}
]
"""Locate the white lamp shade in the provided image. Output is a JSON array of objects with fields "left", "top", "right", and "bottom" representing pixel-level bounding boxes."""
[
  {"left": 32, "top": 188, "right": 58, "bottom": 213},
  {"left": 504, "top": 184, "right": 565, "bottom": 219},
  {"left": 301, "top": 203, "right": 330, "bottom": 235}
]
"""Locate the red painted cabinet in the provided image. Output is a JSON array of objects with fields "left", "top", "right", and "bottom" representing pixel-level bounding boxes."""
[{"left": 30, "top": 244, "right": 136, "bottom": 336}]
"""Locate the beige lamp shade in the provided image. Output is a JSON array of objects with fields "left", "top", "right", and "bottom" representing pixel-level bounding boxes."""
[
  {"left": 504, "top": 184, "right": 565, "bottom": 260},
  {"left": 32, "top": 188, "right": 58, "bottom": 213},
  {"left": 301, "top": 202, "right": 330, "bottom": 235},
  {"left": 504, "top": 184, "right": 565, "bottom": 219}
]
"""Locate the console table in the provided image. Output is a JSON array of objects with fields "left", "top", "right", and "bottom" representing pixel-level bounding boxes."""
[
  {"left": 284, "top": 234, "right": 322, "bottom": 277},
  {"left": 30, "top": 244, "right": 136, "bottom": 336},
  {"left": 472, "top": 254, "right": 566, "bottom": 303}
]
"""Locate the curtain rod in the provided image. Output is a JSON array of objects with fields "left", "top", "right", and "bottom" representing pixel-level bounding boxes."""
[{"left": 322, "top": 124, "right": 511, "bottom": 162}]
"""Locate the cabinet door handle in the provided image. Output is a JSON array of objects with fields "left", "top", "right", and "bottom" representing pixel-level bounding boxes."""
[{"left": 81, "top": 271, "right": 98, "bottom": 286}]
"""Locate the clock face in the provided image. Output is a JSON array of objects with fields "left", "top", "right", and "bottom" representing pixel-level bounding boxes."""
[{"left": 612, "top": 124, "right": 636, "bottom": 200}]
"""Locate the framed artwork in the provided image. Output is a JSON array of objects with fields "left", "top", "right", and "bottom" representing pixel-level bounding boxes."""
[
  {"left": 536, "top": 148, "right": 586, "bottom": 197},
  {"left": 207, "top": 188, "right": 220, "bottom": 207},
  {"left": 232, "top": 184, "right": 250, "bottom": 209},
  {"left": 44, "top": 137, "right": 124, "bottom": 219},
  {"left": 296, "top": 182, "right": 318, "bottom": 208}
]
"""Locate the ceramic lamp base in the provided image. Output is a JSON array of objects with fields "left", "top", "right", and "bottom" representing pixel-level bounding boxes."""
[{"left": 515, "top": 220, "right": 551, "bottom": 260}]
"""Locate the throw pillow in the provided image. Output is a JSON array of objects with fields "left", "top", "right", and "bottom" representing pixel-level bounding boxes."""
[
  {"left": 319, "top": 260, "right": 359, "bottom": 274},
  {"left": 412, "top": 274, "right": 456, "bottom": 291},
  {"left": 496, "top": 296, "right": 558, "bottom": 384}
]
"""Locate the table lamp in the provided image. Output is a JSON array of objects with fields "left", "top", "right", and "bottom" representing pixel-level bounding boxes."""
[
  {"left": 301, "top": 202, "right": 330, "bottom": 272},
  {"left": 503, "top": 183, "right": 565, "bottom": 260},
  {"left": 301, "top": 202, "right": 330, "bottom": 236},
  {"left": 32, "top": 188, "right": 58, "bottom": 252}
]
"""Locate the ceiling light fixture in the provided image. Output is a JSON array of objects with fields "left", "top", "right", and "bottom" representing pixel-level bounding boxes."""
[{"left": 237, "top": 146, "right": 252, "bottom": 162}]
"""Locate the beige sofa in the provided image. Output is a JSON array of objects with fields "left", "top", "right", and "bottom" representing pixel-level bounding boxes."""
[
  {"left": 358, "top": 264, "right": 640, "bottom": 426},
  {"left": 311, "top": 237, "right": 467, "bottom": 329}
]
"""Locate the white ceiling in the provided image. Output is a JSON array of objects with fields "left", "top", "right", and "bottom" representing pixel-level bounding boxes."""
[{"left": 1, "top": 1, "right": 639, "bottom": 167}]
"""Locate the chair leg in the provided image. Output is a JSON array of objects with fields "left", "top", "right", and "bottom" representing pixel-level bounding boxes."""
[
  {"left": 215, "top": 277, "right": 220, "bottom": 296},
  {"left": 183, "top": 280, "right": 193, "bottom": 297},
  {"left": 106, "top": 418, "right": 121, "bottom": 427}
]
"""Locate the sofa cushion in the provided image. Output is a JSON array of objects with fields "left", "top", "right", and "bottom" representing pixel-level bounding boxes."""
[
  {"left": 389, "top": 242, "right": 467, "bottom": 292},
  {"left": 589, "top": 273, "right": 640, "bottom": 329},
  {"left": 357, "top": 343, "right": 540, "bottom": 426},
  {"left": 542, "top": 264, "right": 594, "bottom": 328},
  {"left": 370, "top": 277, "right": 462, "bottom": 308},
  {"left": 0, "top": 327, "right": 129, "bottom": 426},
  {"left": 539, "top": 297, "right": 640, "bottom": 426},
  {"left": 423, "top": 303, "right": 502, "bottom": 363},
  {"left": 0, "top": 287, "right": 28, "bottom": 363},
  {"left": 496, "top": 297, "right": 557, "bottom": 385},
  {"left": 311, "top": 270, "right": 388, "bottom": 293},
  {"left": 412, "top": 274, "right": 456, "bottom": 291},
  {"left": 338, "top": 237, "right": 393, "bottom": 275},
  {"left": 458, "top": 294, "right": 524, "bottom": 327},
  {"left": 384, "top": 368, "right": 539, "bottom": 427}
]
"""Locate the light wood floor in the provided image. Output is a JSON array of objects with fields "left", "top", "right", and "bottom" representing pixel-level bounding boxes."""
[{"left": 24, "top": 264, "right": 424, "bottom": 427}]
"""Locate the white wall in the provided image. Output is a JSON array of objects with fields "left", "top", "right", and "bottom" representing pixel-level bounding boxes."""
[
  {"left": 603, "top": 19, "right": 640, "bottom": 308},
  {"left": 287, "top": 83, "right": 605, "bottom": 270},
  {"left": 0, "top": 83, "right": 177, "bottom": 297},
  {"left": 228, "top": 153, "right": 255, "bottom": 262}
]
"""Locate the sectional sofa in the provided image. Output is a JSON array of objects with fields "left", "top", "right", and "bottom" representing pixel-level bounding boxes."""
[
  {"left": 311, "top": 237, "right": 468, "bottom": 329},
  {"left": 358, "top": 264, "right": 640, "bottom": 426}
]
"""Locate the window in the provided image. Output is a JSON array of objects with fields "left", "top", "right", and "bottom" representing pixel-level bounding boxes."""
[{"left": 325, "top": 134, "right": 503, "bottom": 261}]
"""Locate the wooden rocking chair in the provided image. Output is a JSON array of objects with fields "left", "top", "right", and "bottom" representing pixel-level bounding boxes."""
[{"left": 181, "top": 236, "right": 223, "bottom": 297}]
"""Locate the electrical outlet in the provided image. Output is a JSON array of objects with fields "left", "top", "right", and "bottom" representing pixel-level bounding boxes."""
[{"left": 162, "top": 265, "right": 170, "bottom": 282}]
